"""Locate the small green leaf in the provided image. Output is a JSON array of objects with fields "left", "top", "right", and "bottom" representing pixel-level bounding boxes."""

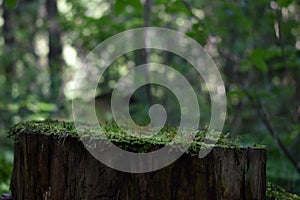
[
  {"left": 251, "top": 49, "right": 268, "bottom": 72},
  {"left": 255, "top": 58, "right": 268, "bottom": 72},
  {"left": 227, "top": 90, "right": 246, "bottom": 97},
  {"left": 114, "top": 0, "right": 142, "bottom": 15},
  {"left": 278, "top": 0, "right": 293, "bottom": 7},
  {"left": 5, "top": 0, "right": 16, "bottom": 9}
]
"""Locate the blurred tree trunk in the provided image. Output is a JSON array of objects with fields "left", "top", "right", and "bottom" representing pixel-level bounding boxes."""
[
  {"left": 131, "top": 0, "right": 153, "bottom": 118},
  {"left": 46, "top": 0, "right": 63, "bottom": 105},
  {"left": 1, "top": 3, "right": 16, "bottom": 128},
  {"left": 2, "top": 3, "right": 15, "bottom": 97},
  {"left": 143, "top": 0, "right": 153, "bottom": 107}
]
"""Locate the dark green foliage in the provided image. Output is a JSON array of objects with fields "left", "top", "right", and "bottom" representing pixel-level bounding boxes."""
[
  {"left": 0, "top": 152, "right": 13, "bottom": 194},
  {"left": 4, "top": 0, "right": 16, "bottom": 9}
]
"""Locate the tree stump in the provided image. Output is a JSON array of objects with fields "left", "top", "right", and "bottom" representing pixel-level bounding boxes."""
[{"left": 9, "top": 121, "right": 266, "bottom": 200}]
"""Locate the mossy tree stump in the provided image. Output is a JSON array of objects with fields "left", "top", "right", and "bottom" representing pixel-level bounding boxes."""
[{"left": 9, "top": 121, "right": 266, "bottom": 200}]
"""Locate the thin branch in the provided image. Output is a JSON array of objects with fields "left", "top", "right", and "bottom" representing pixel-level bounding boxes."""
[
  {"left": 143, "top": 0, "right": 153, "bottom": 107},
  {"left": 181, "top": 0, "right": 205, "bottom": 26},
  {"left": 229, "top": 100, "right": 245, "bottom": 135},
  {"left": 244, "top": 89, "right": 300, "bottom": 174},
  {"left": 183, "top": 0, "right": 299, "bottom": 173}
]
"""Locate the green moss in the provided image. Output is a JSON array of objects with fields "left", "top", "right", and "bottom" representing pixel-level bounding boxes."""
[
  {"left": 267, "top": 182, "right": 300, "bottom": 200},
  {"left": 253, "top": 143, "right": 267, "bottom": 149},
  {"left": 9, "top": 119, "right": 248, "bottom": 154}
]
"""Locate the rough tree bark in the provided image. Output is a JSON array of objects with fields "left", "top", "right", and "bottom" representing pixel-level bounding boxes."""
[{"left": 10, "top": 133, "right": 266, "bottom": 200}]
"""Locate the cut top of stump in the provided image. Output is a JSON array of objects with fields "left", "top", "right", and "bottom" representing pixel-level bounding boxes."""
[{"left": 8, "top": 119, "right": 265, "bottom": 154}]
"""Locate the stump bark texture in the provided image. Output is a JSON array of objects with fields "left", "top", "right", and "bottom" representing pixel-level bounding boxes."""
[{"left": 11, "top": 133, "right": 266, "bottom": 200}]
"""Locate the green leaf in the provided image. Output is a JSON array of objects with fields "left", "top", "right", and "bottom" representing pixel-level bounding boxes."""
[
  {"left": 37, "top": 102, "right": 56, "bottom": 112},
  {"left": 251, "top": 49, "right": 268, "bottom": 72},
  {"left": 278, "top": 0, "right": 293, "bottom": 7},
  {"left": 255, "top": 58, "right": 268, "bottom": 72},
  {"left": 4, "top": 0, "right": 16, "bottom": 9},
  {"left": 114, "top": 0, "right": 142, "bottom": 15},
  {"left": 228, "top": 90, "right": 246, "bottom": 97}
]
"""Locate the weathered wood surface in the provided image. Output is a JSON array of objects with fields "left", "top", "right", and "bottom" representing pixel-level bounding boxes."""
[{"left": 11, "top": 133, "right": 266, "bottom": 200}]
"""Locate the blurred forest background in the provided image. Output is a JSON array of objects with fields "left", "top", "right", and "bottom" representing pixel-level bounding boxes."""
[{"left": 0, "top": 0, "right": 300, "bottom": 195}]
